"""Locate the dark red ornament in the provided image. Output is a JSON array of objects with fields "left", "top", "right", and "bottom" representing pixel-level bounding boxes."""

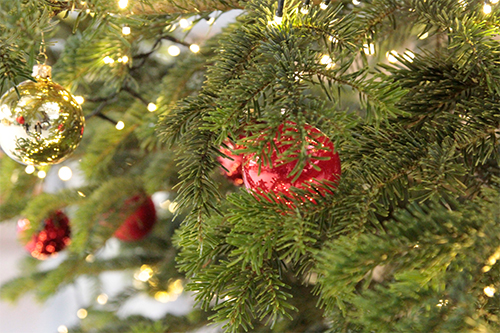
[
  {"left": 114, "top": 196, "right": 157, "bottom": 241},
  {"left": 242, "top": 122, "right": 341, "bottom": 201},
  {"left": 218, "top": 140, "right": 243, "bottom": 185},
  {"left": 16, "top": 116, "right": 25, "bottom": 124},
  {"left": 17, "top": 210, "right": 71, "bottom": 260}
]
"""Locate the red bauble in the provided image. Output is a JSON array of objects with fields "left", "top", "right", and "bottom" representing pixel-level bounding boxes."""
[
  {"left": 242, "top": 122, "right": 341, "bottom": 200},
  {"left": 218, "top": 140, "right": 243, "bottom": 185},
  {"left": 17, "top": 210, "right": 71, "bottom": 260},
  {"left": 114, "top": 196, "right": 157, "bottom": 241}
]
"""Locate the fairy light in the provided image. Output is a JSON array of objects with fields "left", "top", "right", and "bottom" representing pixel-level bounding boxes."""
[
  {"left": 300, "top": 6, "right": 309, "bottom": 14},
  {"left": 386, "top": 50, "right": 398, "bottom": 63},
  {"left": 179, "top": 19, "right": 190, "bottom": 29},
  {"left": 122, "top": 26, "right": 131, "bottom": 35},
  {"left": 147, "top": 103, "right": 157, "bottom": 112},
  {"left": 268, "top": 15, "right": 282, "bottom": 25},
  {"left": 207, "top": 17, "right": 215, "bottom": 25},
  {"left": 118, "top": 0, "right": 128, "bottom": 9},
  {"left": 58, "top": 166, "right": 73, "bottom": 181},
  {"left": 25, "top": 165, "right": 35, "bottom": 174},
  {"left": 77, "top": 308, "right": 88, "bottom": 319},
  {"left": 168, "top": 45, "right": 181, "bottom": 57},
  {"left": 483, "top": 3, "right": 492, "bottom": 14},
  {"left": 97, "top": 293, "right": 109, "bottom": 304},
  {"left": 85, "top": 254, "right": 95, "bottom": 262},
  {"left": 78, "top": 191, "right": 86, "bottom": 197},
  {"left": 37, "top": 170, "right": 46, "bottom": 179},
  {"left": 363, "top": 43, "right": 375, "bottom": 55},
  {"left": 352, "top": 0, "right": 361, "bottom": 5},
  {"left": 492, "top": 0, "right": 499, "bottom": 4},
  {"left": 115, "top": 121, "right": 125, "bottom": 130},
  {"left": 484, "top": 286, "right": 496, "bottom": 297},
  {"left": 103, "top": 56, "right": 114, "bottom": 64},
  {"left": 189, "top": 44, "right": 200, "bottom": 53},
  {"left": 73, "top": 95, "right": 84, "bottom": 105},
  {"left": 402, "top": 50, "right": 415, "bottom": 63},
  {"left": 320, "top": 54, "right": 336, "bottom": 69},
  {"left": 57, "top": 326, "right": 68, "bottom": 333},
  {"left": 168, "top": 201, "right": 179, "bottom": 213},
  {"left": 135, "top": 265, "right": 154, "bottom": 282},
  {"left": 320, "top": 3, "right": 328, "bottom": 9}
]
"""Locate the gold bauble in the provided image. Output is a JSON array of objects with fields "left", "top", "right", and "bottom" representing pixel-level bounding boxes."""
[{"left": 0, "top": 66, "right": 85, "bottom": 166}]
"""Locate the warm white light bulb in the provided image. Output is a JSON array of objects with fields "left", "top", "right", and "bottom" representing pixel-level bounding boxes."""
[
  {"left": 352, "top": 0, "right": 361, "bottom": 5},
  {"left": 320, "top": 3, "right": 328, "bottom": 9},
  {"left": 57, "top": 326, "right": 68, "bottom": 333},
  {"left": 77, "top": 308, "right": 88, "bottom": 319},
  {"left": 483, "top": 3, "right": 492, "bottom": 14},
  {"left": 25, "top": 165, "right": 35, "bottom": 174},
  {"left": 118, "top": 0, "right": 128, "bottom": 9},
  {"left": 116, "top": 121, "right": 125, "bottom": 130},
  {"left": 97, "top": 293, "right": 108, "bottom": 304},
  {"left": 484, "top": 286, "right": 496, "bottom": 297},
  {"left": 147, "top": 103, "right": 157, "bottom": 112},
  {"left": 168, "top": 45, "right": 181, "bottom": 56},
  {"left": 121, "top": 55, "right": 129, "bottom": 63},
  {"left": 386, "top": 50, "right": 398, "bottom": 63},
  {"left": 207, "top": 17, "right": 215, "bottom": 25},
  {"left": 103, "top": 56, "right": 114, "bottom": 64},
  {"left": 37, "top": 170, "right": 47, "bottom": 179},
  {"left": 74, "top": 96, "right": 85, "bottom": 104},
  {"left": 122, "top": 26, "right": 131, "bottom": 35},
  {"left": 179, "top": 19, "right": 190, "bottom": 29},
  {"left": 189, "top": 44, "right": 200, "bottom": 53},
  {"left": 492, "top": 0, "right": 499, "bottom": 4},
  {"left": 363, "top": 43, "right": 375, "bottom": 55},
  {"left": 58, "top": 166, "right": 73, "bottom": 181}
]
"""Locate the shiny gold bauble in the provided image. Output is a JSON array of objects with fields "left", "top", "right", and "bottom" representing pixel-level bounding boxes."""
[{"left": 0, "top": 70, "right": 85, "bottom": 166}]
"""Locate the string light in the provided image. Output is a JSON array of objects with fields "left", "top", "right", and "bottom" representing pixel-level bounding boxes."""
[
  {"left": 103, "top": 56, "right": 114, "bottom": 64},
  {"left": 189, "top": 44, "right": 200, "bottom": 53},
  {"left": 179, "top": 19, "right": 190, "bottom": 29},
  {"left": 118, "top": 0, "right": 128, "bottom": 9},
  {"left": 168, "top": 45, "right": 181, "bottom": 57},
  {"left": 492, "top": 0, "right": 499, "bottom": 4},
  {"left": 116, "top": 121, "right": 125, "bottom": 130},
  {"left": 58, "top": 166, "right": 73, "bottom": 181},
  {"left": 207, "top": 17, "right": 215, "bottom": 25},
  {"left": 386, "top": 50, "right": 398, "bottom": 63},
  {"left": 363, "top": 43, "right": 375, "bottom": 55},
  {"left": 37, "top": 170, "right": 46, "bottom": 179},
  {"left": 483, "top": 3, "right": 492, "bottom": 14},
  {"left": 268, "top": 15, "right": 282, "bottom": 26},
  {"left": 85, "top": 254, "right": 95, "bottom": 262},
  {"left": 77, "top": 308, "right": 88, "bottom": 319},
  {"left": 352, "top": 0, "right": 361, "bottom": 5},
  {"left": 135, "top": 265, "right": 154, "bottom": 282},
  {"left": 25, "top": 165, "right": 35, "bottom": 174},
  {"left": 147, "top": 103, "right": 157, "bottom": 112},
  {"left": 484, "top": 285, "right": 496, "bottom": 297},
  {"left": 320, "top": 54, "right": 336, "bottom": 69},
  {"left": 74, "top": 96, "right": 85, "bottom": 104},
  {"left": 97, "top": 293, "right": 109, "bottom": 304},
  {"left": 402, "top": 50, "right": 415, "bottom": 62},
  {"left": 57, "top": 326, "right": 68, "bottom": 333},
  {"left": 122, "top": 26, "right": 131, "bottom": 35}
]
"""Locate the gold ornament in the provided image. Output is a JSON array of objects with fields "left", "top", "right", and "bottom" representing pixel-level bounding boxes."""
[{"left": 0, "top": 64, "right": 85, "bottom": 166}]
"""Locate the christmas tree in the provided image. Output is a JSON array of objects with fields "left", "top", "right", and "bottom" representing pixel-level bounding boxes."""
[{"left": 1, "top": 0, "right": 499, "bottom": 332}]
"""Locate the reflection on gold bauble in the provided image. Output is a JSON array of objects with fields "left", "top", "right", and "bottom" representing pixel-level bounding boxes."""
[{"left": 0, "top": 68, "right": 85, "bottom": 166}]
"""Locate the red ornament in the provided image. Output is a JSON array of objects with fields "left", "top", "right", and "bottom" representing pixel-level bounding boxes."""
[
  {"left": 242, "top": 122, "right": 341, "bottom": 201},
  {"left": 114, "top": 196, "right": 157, "bottom": 241},
  {"left": 16, "top": 116, "right": 25, "bottom": 124},
  {"left": 17, "top": 210, "right": 71, "bottom": 260},
  {"left": 218, "top": 140, "right": 243, "bottom": 185}
]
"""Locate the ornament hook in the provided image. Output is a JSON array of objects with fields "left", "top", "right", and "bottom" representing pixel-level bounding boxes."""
[{"left": 38, "top": 31, "right": 48, "bottom": 65}]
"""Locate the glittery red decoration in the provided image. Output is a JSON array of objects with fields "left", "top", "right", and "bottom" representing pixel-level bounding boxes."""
[
  {"left": 242, "top": 122, "right": 341, "bottom": 201},
  {"left": 114, "top": 196, "right": 157, "bottom": 241},
  {"left": 17, "top": 210, "right": 71, "bottom": 260}
]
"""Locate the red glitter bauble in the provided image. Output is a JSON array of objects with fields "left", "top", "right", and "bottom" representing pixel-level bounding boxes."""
[
  {"left": 218, "top": 140, "right": 243, "bottom": 185},
  {"left": 17, "top": 210, "right": 71, "bottom": 260},
  {"left": 242, "top": 122, "right": 341, "bottom": 200},
  {"left": 114, "top": 196, "right": 157, "bottom": 241}
]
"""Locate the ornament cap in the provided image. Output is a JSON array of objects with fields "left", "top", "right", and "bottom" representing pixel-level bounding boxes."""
[{"left": 32, "top": 64, "right": 52, "bottom": 79}]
